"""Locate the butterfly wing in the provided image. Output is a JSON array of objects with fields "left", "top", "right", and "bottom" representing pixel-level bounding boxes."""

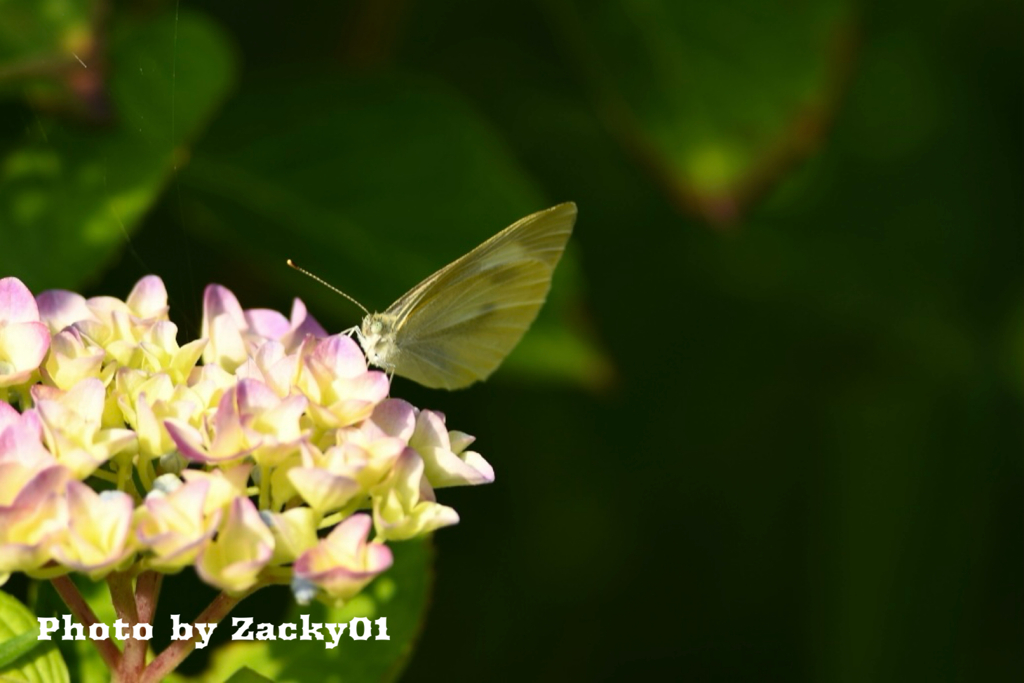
[{"left": 385, "top": 202, "right": 576, "bottom": 389}]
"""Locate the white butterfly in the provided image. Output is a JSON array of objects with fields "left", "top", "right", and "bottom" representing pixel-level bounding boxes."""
[{"left": 290, "top": 202, "right": 576, "bottom": 389}]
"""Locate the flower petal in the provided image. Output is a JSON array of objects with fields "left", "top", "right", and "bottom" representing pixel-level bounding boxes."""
[
  {"left": 126, "top": 276, "right": 169, "bottom": 320},
  {"left": 0, "top": 278, "right": 40, "bottom": 324},
  {"left": 36, "top": 290, "right": 93, "bottom": 333}
]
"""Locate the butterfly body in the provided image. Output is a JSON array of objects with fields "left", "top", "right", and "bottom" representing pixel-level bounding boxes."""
[
  {"left": 357, "top": 313, "right": 400, "bottom": 373},
  {"left": 354, "top": 202, "right": 577, "bottom": 390}
]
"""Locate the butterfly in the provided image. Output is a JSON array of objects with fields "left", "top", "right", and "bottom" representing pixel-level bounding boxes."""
[{"left": 290, "top": 202, "right": 576, "bottom": 389}]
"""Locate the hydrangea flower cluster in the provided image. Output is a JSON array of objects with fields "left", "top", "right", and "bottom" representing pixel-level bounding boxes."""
[{"left": 0, "top": 274, "right": 494, "bottom": 605}]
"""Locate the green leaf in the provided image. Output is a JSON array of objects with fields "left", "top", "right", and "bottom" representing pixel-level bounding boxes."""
[
  {"left": 196, "top": 538, "right": 433, "bottom": 683},
  {"left": 0, "top": 8, "right": 236, "bottom": 291},
  {"left": 181, "top": 73, "right": 608, "bottom": 387},
  {"left": 549, "top": 0, "right": 856, "bottom": 222},
  {"left": 0, "top": 630, "right": 42, "bottom": 669},
  {"left": 221, "top": 668, "right": 275, "bottom": 683},
  {"left": 0, "top": 590, "right": 69, "bottom": 683}
]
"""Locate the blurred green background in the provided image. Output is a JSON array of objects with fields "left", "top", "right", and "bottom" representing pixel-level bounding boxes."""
[{"left": 0, "top": 0, "right": 1020, "bottom": 680}]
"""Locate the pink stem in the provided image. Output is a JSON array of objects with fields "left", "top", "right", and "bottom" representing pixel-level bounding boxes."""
[
  {"left": 135, "top": 571, "right": 163, "bottom": 625},
  {"left": 138, "top": 588, "right": 256, "bottom": 683},
  {"left": 107, "top": 571, "right": 146, "bottom": 681},
  {"left": 50, "top": 575, "right": 121, "bottom": 671}
]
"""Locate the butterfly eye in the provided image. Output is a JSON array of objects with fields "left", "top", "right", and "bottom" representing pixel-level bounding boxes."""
[{"left": 371, "top": 320, "right": 383, "bottom": 334}]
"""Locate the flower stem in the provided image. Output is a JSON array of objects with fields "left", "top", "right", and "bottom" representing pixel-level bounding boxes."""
[
  {"left": 258, "top": 466, "right": 270, "bottom": 509},
  {"left": 318, "top": 511, "right": 343, "bottom": 529},
  {"left": 107, "top": 571, "right": 146, "bottom": 681},
  {"left": 135, "top": 570, "right": 162, "bottom": 625},
  {"left": 89, "top": 468, "right": 119, "bottom": 484},
  {"left": 50, "top": 575, "right": 122, "bottom": 672},
  {"left": 13, "top": 383, "right": 32, "bottom": 411},
  {"left": 116, "top": 458, "right": 130, "bottom": 492},
  {"left": 141, "top": 456, "right": 157, "bottom": 492},
  {"left": 260, "top": 567, "right": 293, "bottom": 584},
  {"left": 138, "top": 587, "right": 258, "bottom": 683}
]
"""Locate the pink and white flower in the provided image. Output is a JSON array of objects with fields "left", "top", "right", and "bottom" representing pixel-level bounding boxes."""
[
  {"left": 33, "top": 379, "right": 136, "bottom": 479},
  {"left": 0, "top": 275, "right": 488, "bottom": 608},
  {"left": 165, "top": 378, "right": 307, "bottom": 467},
  {"left": 371, "top": 449, "right": 460, "bottom": 541},
  {"left": 292, "top": 514, "right": 393, "bottom": 605},
  {"left": 51, "top": 482, "right": 135, "bottom": 579},
  {"left": 196, "top": 496, "right": 274, "bottom": 594},
  {"left": 0, "top": 277, "right": 50, "bottom": 387},
  {"left": 410, "top": 409, "right": 494, "bottom": 488},
  {"left": 134, "top": 477, "right": 222, "bottom": 572}
]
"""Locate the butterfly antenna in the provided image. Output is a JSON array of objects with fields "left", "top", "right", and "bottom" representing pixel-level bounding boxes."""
[{"left": 286, "top": 259, "right": 370, "bottom": 317}]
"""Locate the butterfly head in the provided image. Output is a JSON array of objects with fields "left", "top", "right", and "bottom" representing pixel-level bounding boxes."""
[{"left": 357, "top": 313, "right": 398, "bottom": 371}]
